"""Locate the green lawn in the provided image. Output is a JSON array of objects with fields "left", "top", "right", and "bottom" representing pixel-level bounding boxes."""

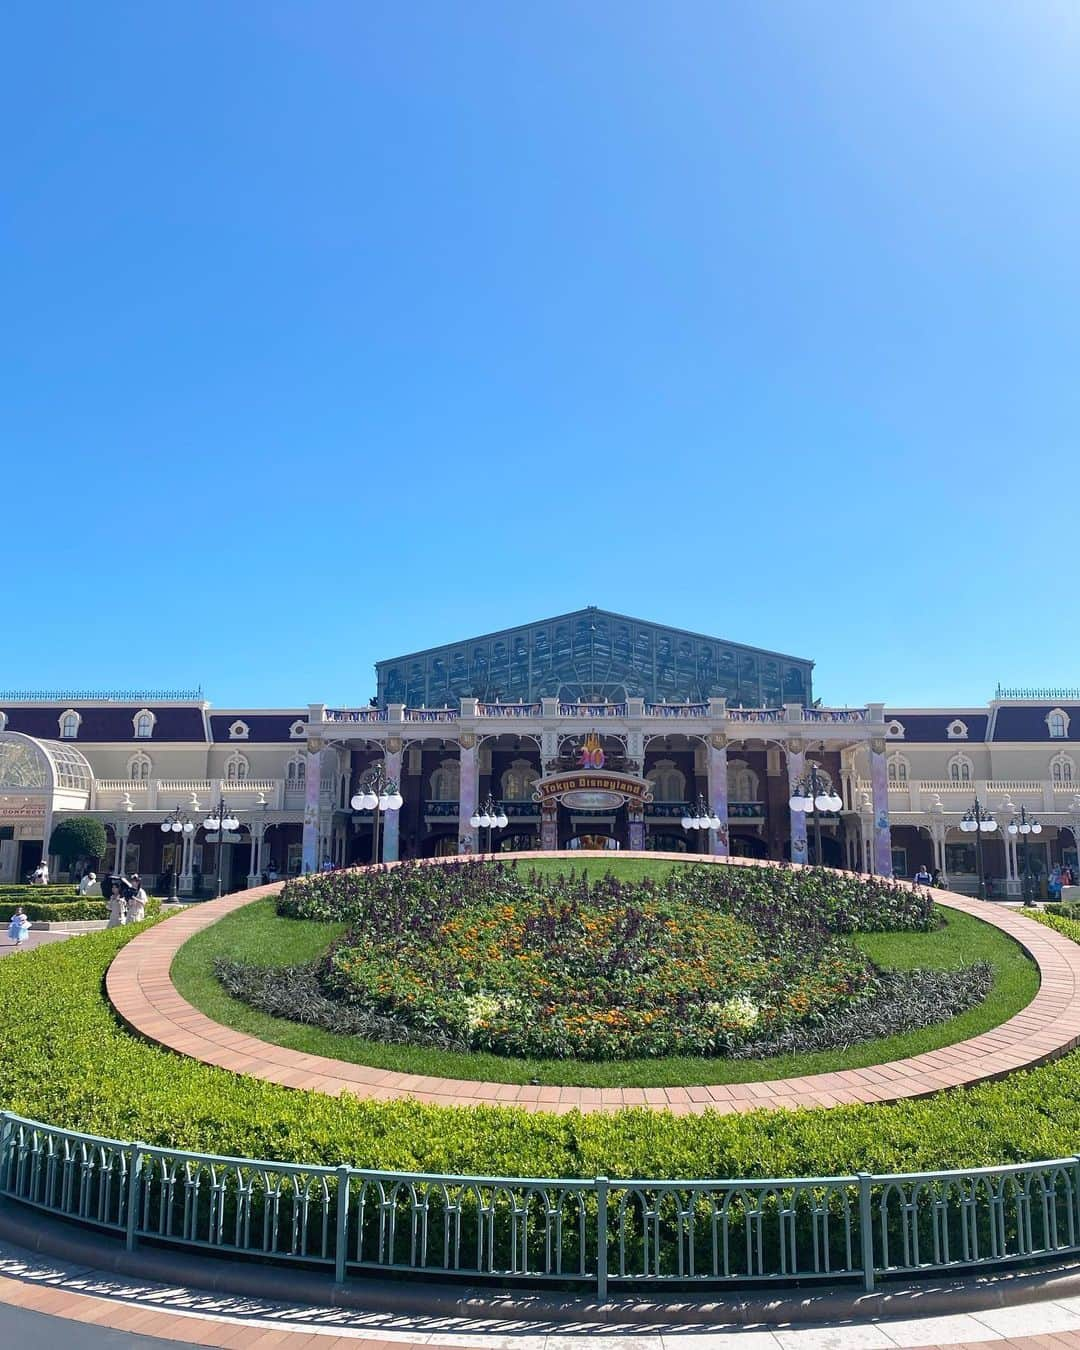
[{"left": 171, "top": 869, "right": 1038, "bottom": 1087}]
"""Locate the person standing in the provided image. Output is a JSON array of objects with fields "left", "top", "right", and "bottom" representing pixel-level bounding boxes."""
[
  {"left": 7, "top": 908, "right": 30, "bottom": 947},
  {"left": 107, "top": 884, "right": 127, "bottom": 928},
  {"left": 78, "top": 870, "right": 97, "bottom": 897},
  {"left": 914, "top": 864, "right": 933, "bottom": 886},
  {"left": 30, "top": 861, "right": 48, "bottom": 886},
  {"left": 128, "top": 874, "right": 147, "bottom": 923}
]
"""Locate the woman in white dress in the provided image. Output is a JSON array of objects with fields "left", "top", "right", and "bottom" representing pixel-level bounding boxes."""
[
  {"left": 107, "top": 884, "right": 127, "bottom": 928},
  {"left": 128, "top": 874, "right": 147, "bottom": 923}
]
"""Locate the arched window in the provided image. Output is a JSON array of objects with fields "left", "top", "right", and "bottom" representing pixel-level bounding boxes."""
[
  {"left": 127, "top": 752, "right": 152, "bottom": 781},
  {"left": 948, "top": 753, "right": 973, "bottom": 782},
  {"left": 501, "top": 758, "right": 538, "bottom": 801},
  {"left": 289, "top": 720, "right": 306, "bottom": 739},
  {"left": 1051, "top": 752, "right": 1075, "bottom": 782},
  {"left": 224, "top": 752, "right": 249, "bottom": 781},
  {"left": 887, "top": 754, "right": 909, "bottom": 783},
  {"left": 429, "top": 758, "right": 460, "bottom": 801},
  {"left": 59, "top": 710, "right": 81, "bottom": 739},
  {"left": 648, "top": 759, "right": 686, "bottom": 802},
  {"left": 727, "top": 759, "right": 760, "bottom": 802},
  {"left": 0, "top": 711, "right": 8, "bottom": 732},
  {"left": 1048, "top": 709, "right": 1070, "bottom": 739},
  {"left": 133, "top": 709, "right": 155, "bottom": 739},
  {"left": 285, "top": 756, "right": 306, "bottom": 783}
]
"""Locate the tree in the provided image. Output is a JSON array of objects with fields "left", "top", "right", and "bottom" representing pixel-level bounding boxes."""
[{"left": 49, "top": 817, "right": 107, "bottom": 869}]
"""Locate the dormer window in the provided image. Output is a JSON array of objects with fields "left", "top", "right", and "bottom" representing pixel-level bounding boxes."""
[
  {"left": 946, "top": 719, "right": 969, "bottom": 740},
  {"left": 59, "top": 710, "right": 81, "bottom": 739},
  {"left": 0, "top": 712, "right": 7, "bottom": 732},
  {"left": 228, "top": 720, "right": 249, "bottom": 740},
  {"left": 289, "top": 720, "right": 306, "bottom": 739},
  {"left": 886, "top": 721, "right": 905, "bottom": 739},
  {"left": 1047, "top": 709, "right": 1070, "bottom": 739},
  {"left": 133, "top": 709, "right": 155, "bottom": 739}
]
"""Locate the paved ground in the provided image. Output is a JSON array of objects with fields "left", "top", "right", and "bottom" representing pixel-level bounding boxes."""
[
  {"left": 0, "top": 928, "right": 80, "bottom": 957},
  {"left": 0, "top": 1301, "right": 207, "bottom": 1347}
]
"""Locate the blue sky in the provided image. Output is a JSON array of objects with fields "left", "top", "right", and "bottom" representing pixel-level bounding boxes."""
[{"left": 3, "top": 2, "right": 1076, "bottom": 709}]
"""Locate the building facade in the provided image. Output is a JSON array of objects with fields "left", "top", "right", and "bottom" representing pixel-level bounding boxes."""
[{"left": 0, "top": 609, "right": 1077, "bottom": 896}]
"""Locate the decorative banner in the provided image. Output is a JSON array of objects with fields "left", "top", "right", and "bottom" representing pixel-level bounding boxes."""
[{"left": 533, "top": 771, "right": 653, "bottom": 811}]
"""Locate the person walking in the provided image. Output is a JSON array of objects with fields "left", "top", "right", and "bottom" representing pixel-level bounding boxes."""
[
  {"left": 107, "top": 883, "right": 127, "bottom": 929},
  {"left": 128, "top": 874, "right": 147, "bottom": 923},
  {"left": 7, "top": 908, "right": 30, "bottom": 948},
  {"left": 78, "top": 870, "right": 97, "bottom": 897},
  {"left": 30, "top": 861, "right": 48, "bottom": 886}
]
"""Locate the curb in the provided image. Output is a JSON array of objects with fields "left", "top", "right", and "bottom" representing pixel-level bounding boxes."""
[{"left": 7, "top": 1194, "right": 1080, "bottom": 1330}]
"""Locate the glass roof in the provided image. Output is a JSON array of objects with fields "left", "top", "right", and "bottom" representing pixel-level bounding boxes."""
[{"left": 0, "top": 731, "right": 93, "bottom": 794}]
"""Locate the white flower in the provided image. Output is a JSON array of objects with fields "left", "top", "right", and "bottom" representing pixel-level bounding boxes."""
[
  {"left": 462, "top": 991, "right": 503, "bottom": 1029},
  {"left": 705, "top": 993, "right": 759, "bottom": 1029}
]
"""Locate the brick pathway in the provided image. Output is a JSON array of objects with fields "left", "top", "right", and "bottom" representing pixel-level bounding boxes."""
[{"left": 106, "top": 853, "right": 1080, "bottom": 1115}]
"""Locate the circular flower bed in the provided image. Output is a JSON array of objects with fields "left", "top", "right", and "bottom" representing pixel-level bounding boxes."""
[{"left": 271, "top": 861, "right": 968, "bottom": 1061}]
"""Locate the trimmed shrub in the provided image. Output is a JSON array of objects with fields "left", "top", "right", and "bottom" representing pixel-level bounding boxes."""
[
  {"left": 2, "top": 898, "right": 162, "bottom": 922},
  {"left": 48, "top": 817, "right": 106, "bottom": 869},
  {"left": 0, "top": 913, "right": 1072, "bottom": 1181}
]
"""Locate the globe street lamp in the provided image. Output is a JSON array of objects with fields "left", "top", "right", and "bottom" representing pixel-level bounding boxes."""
[
  {"left": 469, "top": 793, "right": 508, "bottom": 854},
  {"left": 788, "top": 765, "right": 843, "bottom": 866},
  {"left": 159, "top": 806, "right": 195, "bottom": 903},
  {"left": 202, "top": 798, "right": 241, "bottom": 898},
  {"left": 1008, "top": 805, "right": 1042, "bottom": 905},
  {"left": 351, "top": 762, "right": 404, "bottom": 865},
  {"left": 959, "top": 797, "right": 998, "bottom": 900},
  {"left": 681, "top": 794, "right": 723, "bottom": 852}
]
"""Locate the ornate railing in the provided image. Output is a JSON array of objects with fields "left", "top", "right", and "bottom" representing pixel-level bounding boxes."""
[
  {"left": 726, "top": 708, "right": 785, "bottom": 723},
  {"left": 404, "top": 709, "right": 459, "bottom": 723},
  {"left": 4, "top": 1112, "right": 1080, "bottom": 1295},
  {"left": 424, "top": 800, "right": 459, "bottom": 817},
  {"left": 325, "top": 709, "right": 388, "bottom": 723},
  {"left": 558, "top": 704, "right": 627, "bottom": 717},
  {"left": 477, "top": 703, "right": 542, "bottom": 718},
  {"left": 0, "top": 688, "right": 203, "bottom": 702},
  {"left": 644, "top": 703, "right": 709, "bottom": 718},
  {"left": 996, "top": 686, "right": 1080, "bottom": 701},
  {"left": 802, "top": 708, "right": 869, "bottom": 724}
]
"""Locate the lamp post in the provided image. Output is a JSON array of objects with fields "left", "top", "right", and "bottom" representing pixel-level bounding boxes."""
[
  {"left": 469, "top": 793, "right": 508, "bottom": 855},
  {"left": 350, "top": 762, "right": 404, "bottom": 864},
  {"left": 202, "top": 798, "right": 241, "bottom": 898},
  {"left": 159, "top": 806, "right": 195, "bottom": 903},
  {"left": 788, "top": 765, "right": 843, "bottom": 866},
  {"left": 959, "top": 798, "right": 998, "bottom": 900},
  {"left": 1007, "top": 805, "right": 1042, "bottom": 905},
  {"left": 681, "top": 794, "right": 723, "bottom": 851}
]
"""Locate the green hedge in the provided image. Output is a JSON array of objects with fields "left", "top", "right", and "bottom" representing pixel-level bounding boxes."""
[
  {"left": 0, "top": 885, "right": 74, "bottom": 900},
  {"left": 0, "top": 915, "right": 1079, "bottom": 1177},
  {"left": 3, "top": 898, "right": 163, "bottom": 922}
]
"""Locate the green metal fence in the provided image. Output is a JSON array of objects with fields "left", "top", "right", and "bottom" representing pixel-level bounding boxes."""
[{"left": 2, "top": 1111, "right": 1079, "bottom": 1296}]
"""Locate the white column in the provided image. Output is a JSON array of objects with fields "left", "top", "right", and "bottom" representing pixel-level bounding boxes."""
[
  {"left": 301, "top": 742, "right": 323, "bottom": 873},
  {"left": 706, "top": 738, "right": 730, "bottom": 857},
  {"left": 246, "top": 827, "right": 259, "bottom": 888},
  {"left": 381, "top": 746, "right": 404, "bottom": 862},
  {"left": 786, "top": 743, "right": 808, "bottom": 866},
  {"left": 458, "top": 738, "right": 478, "bottom": 853}
]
